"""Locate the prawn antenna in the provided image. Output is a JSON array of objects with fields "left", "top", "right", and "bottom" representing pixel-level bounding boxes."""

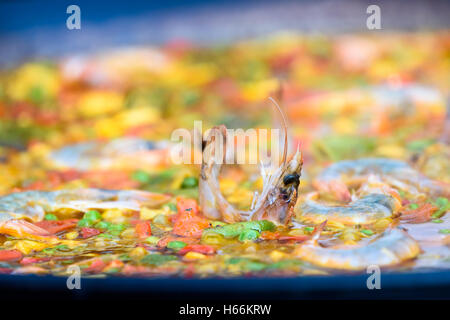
[{"left": 268, "top": 97, "right": 288, "bottom": 167}]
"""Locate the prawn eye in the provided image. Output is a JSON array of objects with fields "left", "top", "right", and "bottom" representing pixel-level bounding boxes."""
[{"left": 283, "top": 173, "right": 299, "bottom": 186}]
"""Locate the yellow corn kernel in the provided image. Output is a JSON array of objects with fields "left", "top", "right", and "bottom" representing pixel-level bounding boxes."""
[
  {"left": 59, "top": 240, "right": 80, "bottom": 248},
  {"left": 129, "top": 247, "right": 147, "bottom": 260},
  {"left": 144, "top": 236, "right": 160, "bottom": 245},
  {"left": 227, "top": 189, "right": 253, "bottom": 207},
  {"left": 288, "top": 228, "right": 305, "bottom": 236},
  {"left": 117, "top": 107, "right": 160, "bottom": 129},
  {"left": 332, "top": 117, "right": 357, "bottom": 135},
  {"left": 140, "top": 208, "right": 164, "bottom": 220},
  {"left": 77, "top": 90, "right": 124, "bottom": 118},
  {"left": 373, "top": 218, "right": 392, "bottom": 231},
  {"left": 220, "top": 178, "right": 237, "bottom": 196},
  {"left": 241, "top": 79, "right": 278, "bottom": 102},
  {"left": 269, "top": 250, "right": 287, "bottom": 262},
  {"left": 253, "top": 177, "right": 264, "bottom": 191},
  {"left": 339, "top": 228, "right": 361, "bottom": 243},
  {"left": 14, "top": 240, "right": 50, "bottom": 255},
  {"left": 102, "top": 209, "right": 126, "bottom": 224},
  {"left": 121, "top": 228, "right": 136, "bottom": 239},
  {"left": 375, "top": 144, "right": 406, "bottom": 159},
  {"left": 325, "top": 220, "right": 346, "bottom": 231},
  {"left": 65, "top": 231, "right": 79, "bottom": 240},
  {"left": 184, "top": 252, "right": 207, "bottom": 261}
]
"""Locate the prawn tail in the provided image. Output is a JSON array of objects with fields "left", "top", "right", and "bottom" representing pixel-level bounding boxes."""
[
  {"left": 117, "top": 190, "right": 171, "bottom": 207},
  {"left": 313, "top": 179, "right": 351, "bottom": 202},
  {"left": 0, "top": 219, "right": 55, "bottom": 241},
  {"left": 309, "top": 220, "right": 327, "bottom": 244}
]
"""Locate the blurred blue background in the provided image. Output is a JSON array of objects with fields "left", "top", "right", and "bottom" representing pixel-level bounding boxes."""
[{"left": 0, "top": 0, "right": 449, "bottom": 67}]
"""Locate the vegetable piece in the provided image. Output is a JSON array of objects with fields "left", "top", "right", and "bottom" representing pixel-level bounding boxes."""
[
  {"left": 439, "top": 229, "right": 450, "bottom": 235},
  {"left": 178, "top": 244, "right": 215, "bottom": 255},
  {"left": 360, "top": 229, "right": 374, "bottom": 236},
  {"left": 176, "top": 198, "right": 199, "bottom": 215},
  {"left": 135, "top": 221, "right": 152, "bottom": 239},
  {"left": 145, "top": 236, "right": 160, "bottom": 245},
  {"left": 183, "top": 252, "right": 207, "bottom": 261},
  {"left": 157, "top": 236, "right": 197, "bottom": 247},
  {"left": 0, "top": 249, "right": 23, "bottom": 262},
  {"left": 95, "top": 221, "right": 112, "bottom": 230},
  {"left": 141, "top": 254, "right": 177, "bottom": 266},
  {"left": 239, "top": 229, "right": 260, "bottom": 241},
  {"left": 172, "top": 208, "right": 210, "bottom": 238},
  {"left": 202, "top": 220, "right": 275, "bottom": 242},
  {"left": 44, "top": 213, "right": 58, "bottom": 221},
  {"left": 35, "top": 219, "right": 78, "bottom": 234},
  {"left": 42, "top": 244, "right": 70, "bottom": 255},
  {"left": 131, "top": 170, "right": 152, "bottom": 184},
  {"left": 107, "top": 223, "right": 127, "bottom": 236},
  {"left": 431, "top": 197, "right": 449, "bottom": 219},
  {"left": 167, "top": 241, "right": 187, "bottom": 250},
  {"left": 181, "top": 177, "right": 198, "bottom": 189},
  {"left": 83, "top": 210, "right": 102, "bottom": 223},
  {"left": 227, "top": 257, "right": 267, "bottom": 272},
  {"left": 80, "top": 227, "right": 101, "bottom": 239},
  {"left": 14, "top": 240, "right": 50, "bottom": 254},
  {"left": 77, "top": 219, "right": 92, "bottom": 227},
  {"left": 304, "top": 227, "right": 315, "bottom": 233},
  {"left": 20, "top": 257, "right": 50, "bottom": 265},
  {"left": 164, "top": 203, "right": 177, "bottom": 212},
  {"left": 84, "top": 258, "right": 106, "bottom": 273}
]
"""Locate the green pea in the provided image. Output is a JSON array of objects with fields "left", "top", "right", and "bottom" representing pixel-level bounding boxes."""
[
  {"left": 167, "top": 241, "right": 187, "bottom": 250},
  {"left": 97, "top": 233, "right": 114, "bottom": 239},
  {"left": 439, "top": 229, "right": 450, "bottom": 235},
  {"left": 435, "top": 197, "right": 449, "bottom": 208},
  {"left": 118, "top": 254, "right": 131, "bottom": 262},
  {"left": 95, "top": 221, "right": 111, "bottom": 230},
  {"left": 83, "top": 210, "right": 102, "bottom": 223},
  {"left": 107, "top": 223, "right": 126, "bottom": 236},
  {"left": 181, "top": 176, "right": 198, "bottom": 189},
  {"left": 409, "top": 203, "right": 419, "bottom": 210},
  {"left": 304, "top": 227, "right": 315, "bottom": 233},
  {"left": 77, "top": 219, "right": 93, "bottom": 227},
  {"left": 141, "top": 254, "right": 177, "bottom": 266},
  {"left": 132, "top": 170, "right": 151, "bottom": 184},
  {"left": 44, "top": 213, "right": 58, "bottom": 221},
  {"left": 239, "top": 229, "right": 260, "bottom": 241},
  {"left": 145, "top": 236, "right": 160, "bottom": 245},
  {"left": 360, "top": 229, "right": 374, "bottom": 236},
  {"left": 245, "top": 261, "right": 267, "bottom": 272}
]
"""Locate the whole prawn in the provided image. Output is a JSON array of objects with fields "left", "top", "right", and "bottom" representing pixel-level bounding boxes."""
[
  {"left": 294, "top": 225, "right": 421, "bottom": 270},
  {"left": 313, "top": 158, "right": 450, "bottom": 202},
  {"left": 299, "top": 175, "right": 402, "bottom": 226},
  {"left": 199, "top": 98, "right": 303, "bottom": 225}
]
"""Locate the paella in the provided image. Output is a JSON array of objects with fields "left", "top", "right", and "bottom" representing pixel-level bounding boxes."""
[{"left": 0, "top": 32, "right": 449, "bottom": 278}]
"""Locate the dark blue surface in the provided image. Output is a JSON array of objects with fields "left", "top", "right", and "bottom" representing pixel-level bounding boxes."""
[
  {"left": 0, "top": 0, "right": 219, "bottom": 33},
  {"left": 1, "top": 271, "right": 450, "bottom": 299}
]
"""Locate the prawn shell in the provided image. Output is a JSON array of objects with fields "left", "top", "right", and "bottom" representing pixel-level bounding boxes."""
[
  {"left": 298, "top": 193, "right": 399, "bottom": 226},
  {"left": 294, "top": 228, "right": 421, "bottom": 270}
]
